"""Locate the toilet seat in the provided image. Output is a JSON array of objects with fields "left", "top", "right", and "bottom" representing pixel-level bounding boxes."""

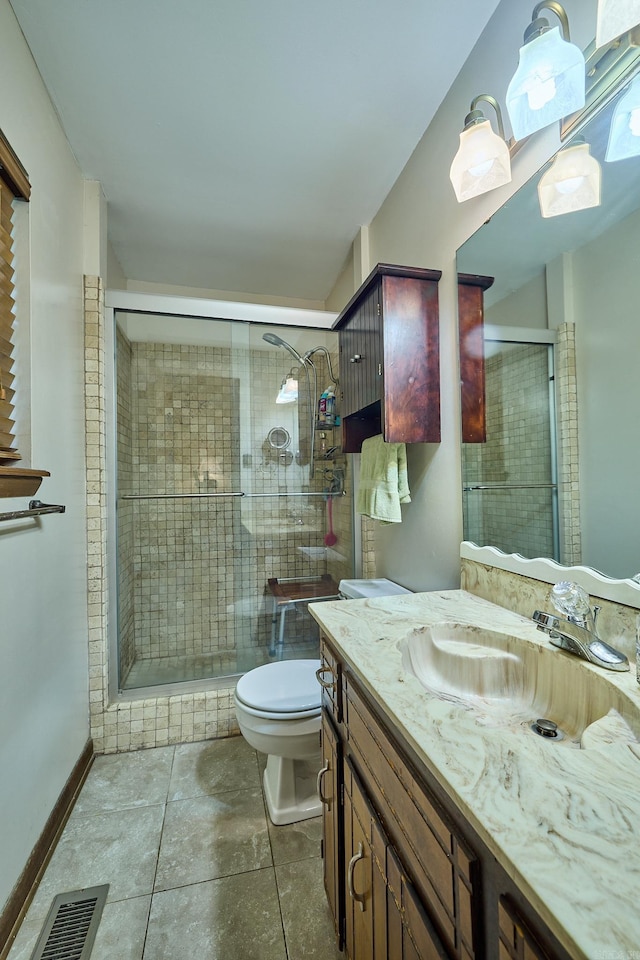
[{"left": 235, "top": 659, "right": 321, "bottom": 720}]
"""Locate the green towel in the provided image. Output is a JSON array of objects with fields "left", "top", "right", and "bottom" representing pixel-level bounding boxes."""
[{"left": 356, "top": 435, "right": 411, "bottom": 523}]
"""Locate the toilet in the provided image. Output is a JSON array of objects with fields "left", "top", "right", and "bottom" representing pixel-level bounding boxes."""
[
  {"left": 235, "top": 578, "right": 412, "bottom": 826},
  {"left": 234, "top": 658, "right": 323, "bottom": 826},
  {"left": 338, "top": 577, "right": 412, "bottom": 600}
]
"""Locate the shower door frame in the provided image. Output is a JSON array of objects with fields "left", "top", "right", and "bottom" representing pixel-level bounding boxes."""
[
  {"left": 104, "top": 290, "right": 337, "bottom": 704},
  {"left": 461, "top": 324, "right": 560, "bottom": 563}
]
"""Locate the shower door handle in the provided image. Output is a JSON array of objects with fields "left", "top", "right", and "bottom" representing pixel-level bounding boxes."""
[{"left": 119, "top": 492, "right": 246, "bottom": 500}]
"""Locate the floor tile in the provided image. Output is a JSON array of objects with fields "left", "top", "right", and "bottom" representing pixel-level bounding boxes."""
[
  {"left": 268, "top": 815, "right": 322, "bottom": 866},
  {"left": 28, "top": 805, "right": 165, "bottom": 921},
  {"left": 88, "top": 894, "right": 151, "bottom": 960},
  {"left": 276, "top": 857, "right": 342, "bottom": 959},
  {"left": 154, "top": 788, "right": 272, "bottom": 891},
  {"left": 142, "top": 870, "right": 287, "bottom": 960},
  {"left": 168, "top": 737, "right": 260, "bottom": 801},
  {"left": 71, "top": 746, "right": 175, "bottom": 817}
]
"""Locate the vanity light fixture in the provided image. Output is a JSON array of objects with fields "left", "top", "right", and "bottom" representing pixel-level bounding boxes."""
[
  {"left": 275, "top": 373, "right": 298, "bottom": 404},
  {"left": 449, "top": 95, "right": 512, "bottom": 202},
  {"left": 605, "top": 73, "right": 640, "bottom": 159},
  {"left": 596, "top": 0, "right": 640, "bottom": 48},
  {"left": 537, "top": 139, "right": 602, "bottom": 217},
  {"left": 506, "top": 2, "right": 585, "bottom": 141}
]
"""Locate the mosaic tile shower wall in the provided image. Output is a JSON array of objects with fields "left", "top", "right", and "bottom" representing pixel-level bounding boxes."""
[{"left": 462, "top": 342, "right": 556, "bottom": 560}]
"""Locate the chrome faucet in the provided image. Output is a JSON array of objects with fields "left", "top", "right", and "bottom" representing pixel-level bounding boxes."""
[{"left": 532, "top": 581, "right": 629, "bottom": 672}]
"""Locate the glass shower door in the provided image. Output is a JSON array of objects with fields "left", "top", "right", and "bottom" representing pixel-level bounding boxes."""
[
  {"left": 462, "top": 338, "right": 559, "bottom": 560},
  {"left": 114, "top": 311, "right": 350, "bottom": 691}
]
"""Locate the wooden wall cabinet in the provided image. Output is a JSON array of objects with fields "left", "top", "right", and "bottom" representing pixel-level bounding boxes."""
[
  {"left": 457, "top": 273, "right": 494, "bottom": 444},
  {"left": 334, "top": 264, "right": 442, "bottom": 453},
  {"left": 318, "top": 637, "right": 573, "bottom": 960}
]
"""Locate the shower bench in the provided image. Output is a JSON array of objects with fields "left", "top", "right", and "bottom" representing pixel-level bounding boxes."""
[{"left": 267, "top": 575, "right": 340, "bottom": 656}]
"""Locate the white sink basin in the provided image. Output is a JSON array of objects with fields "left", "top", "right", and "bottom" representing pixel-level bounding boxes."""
[{"left": 401, "top": 620, "right": 640, "bottom": 747}]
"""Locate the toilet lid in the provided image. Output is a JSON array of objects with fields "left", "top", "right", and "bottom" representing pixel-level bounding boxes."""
[{"left": 236, "top": 659, "right": 322, "bottom": 714}]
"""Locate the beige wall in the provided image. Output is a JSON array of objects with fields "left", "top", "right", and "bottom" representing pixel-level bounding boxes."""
[
  {"left": 0, "top": 0, "right": 89, "bottom": 914},
  {"left": 326, "top": 0, "right": 597, "bottom": 592}
]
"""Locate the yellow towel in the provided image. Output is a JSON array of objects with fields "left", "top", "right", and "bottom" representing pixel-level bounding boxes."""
[{"left": 356, "top": 435, "right": 411, "bottom": 523}]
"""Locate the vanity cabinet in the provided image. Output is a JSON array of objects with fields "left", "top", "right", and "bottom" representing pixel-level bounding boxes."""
[
  {"left": 318, "top": 637, "right": 573, "bottom": 960},
  {"left": 334, "top": 263, "right": 442, "bottom": 453}
]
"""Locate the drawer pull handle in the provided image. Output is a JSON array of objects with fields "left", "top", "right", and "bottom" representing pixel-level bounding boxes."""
[
  {"left": 317, "top": 760, "right": 330, "bottom": 806},
  {"left": 347, "top": 842, "right": 366, "bottom": 912},
  {"left": 316, "top": 667, "right": 335, "bottom": 690}
]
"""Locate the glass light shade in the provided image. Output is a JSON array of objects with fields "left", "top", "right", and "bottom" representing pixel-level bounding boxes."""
[
  {"left": 275, "top": 375, "right": 298, "bottom": 404},
  {"left": 538, "top": 142, "right": 602, "bottom": 218},
  {"left": 596, "top": 0, "right": 640, "bottom": 47},
  {"left": 506, "top": 27, "right": 586, "bottom": 140},
  {"left": 449, "top": 120, "right": 512, "bottom": 202},
  {"left": 605, "top": 75, "right": 640, "bottom": 161}
]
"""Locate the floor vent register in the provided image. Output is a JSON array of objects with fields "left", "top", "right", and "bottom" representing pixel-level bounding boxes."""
[{"left": 29, "top": 885, "right": 109, "bottom": 960}]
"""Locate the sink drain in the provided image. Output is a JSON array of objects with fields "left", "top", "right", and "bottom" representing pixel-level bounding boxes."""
[{"left": 530, "top": 718, "right": 565, "bottom": 741}]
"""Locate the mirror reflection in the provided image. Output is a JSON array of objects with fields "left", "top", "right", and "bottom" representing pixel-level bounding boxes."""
[{"left": 457, "top": 70, "right": 640, "bottom": 581}]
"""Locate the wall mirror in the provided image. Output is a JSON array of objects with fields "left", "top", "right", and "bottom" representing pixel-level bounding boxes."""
[{"left": 457, "top": 61, "right": 640, "bottom": 582}]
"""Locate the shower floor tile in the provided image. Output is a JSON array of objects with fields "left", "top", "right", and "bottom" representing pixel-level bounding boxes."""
[{"left": 6, "top": 736, "right": 336, "bottom": 960}]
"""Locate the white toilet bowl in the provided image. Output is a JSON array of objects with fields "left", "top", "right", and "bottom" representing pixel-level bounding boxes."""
[{"left": 234, "top": 658, "right": 322, "bottom": 826}]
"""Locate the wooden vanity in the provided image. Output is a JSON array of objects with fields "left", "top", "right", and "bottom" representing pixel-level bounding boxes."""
[{"left": 310, "top": 590, "right": 640, "bottom": 960}]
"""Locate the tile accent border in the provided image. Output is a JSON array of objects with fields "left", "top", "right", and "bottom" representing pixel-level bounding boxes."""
[{"left": 83, "top": 276, "right": 239, "bottom": 755}]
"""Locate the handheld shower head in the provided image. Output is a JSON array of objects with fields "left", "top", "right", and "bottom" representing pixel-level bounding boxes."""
[{"left": 262, "top": 332, "right": 306, "bottom": 366}]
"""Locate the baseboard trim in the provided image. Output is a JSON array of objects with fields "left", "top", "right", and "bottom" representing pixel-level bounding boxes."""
[{"left": 0, "top": 739, "right": 94, "bottom": 959}]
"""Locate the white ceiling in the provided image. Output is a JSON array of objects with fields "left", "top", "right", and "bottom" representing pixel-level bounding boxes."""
[{"left": 10, "top": 0, "right": 501, "bottom": 302}]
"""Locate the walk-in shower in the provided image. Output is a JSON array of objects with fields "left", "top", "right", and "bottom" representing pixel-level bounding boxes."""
[{"left": 114, "top": 313, "right": 351, "bottom": 692}]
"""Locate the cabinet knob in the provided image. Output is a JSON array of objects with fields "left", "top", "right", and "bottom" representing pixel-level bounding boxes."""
[{"left": 350, "top": 354, "right": 364, "bottom": 363}]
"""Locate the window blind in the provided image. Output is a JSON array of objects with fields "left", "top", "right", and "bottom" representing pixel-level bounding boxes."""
[{"left": 0, "top": 129, "right": 30, "bottom": 464}]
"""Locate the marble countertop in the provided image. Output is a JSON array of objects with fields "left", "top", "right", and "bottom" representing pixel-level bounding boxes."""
[{"left": 309, "top": 589, "right": 640, "bottom": 960}]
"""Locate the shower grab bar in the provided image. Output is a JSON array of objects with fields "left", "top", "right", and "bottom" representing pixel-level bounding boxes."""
[
  {"left": 0, "top": 500, "right": 66, "bottom": 522},
  {"left": 119, "top": 491, "right": 345, "bottom": 500},
  {"left": 463, "top": 483, "right": 557, "bottom": 492}
]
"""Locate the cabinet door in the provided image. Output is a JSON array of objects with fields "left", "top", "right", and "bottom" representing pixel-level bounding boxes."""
[
  {"left": 498, "top": 898, "right": 555, "bottom": 960},
  {"left": 344, "top": 758, "right": 389, "bottom": 960},
  {"left": 387, "top": 845, "right": 450, "bottom": 960},
  {"left": 319, "top": 710, "right": 343, "bottom": 947},
  {"left": 340, "top": 284, "right": 382, "bottom": 418}
]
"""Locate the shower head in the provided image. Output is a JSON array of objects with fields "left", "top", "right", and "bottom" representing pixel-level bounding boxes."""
[{"left": 262, "top": 332, "right": 306, "bottom": 366}]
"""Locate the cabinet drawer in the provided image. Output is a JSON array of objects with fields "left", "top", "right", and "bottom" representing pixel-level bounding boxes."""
[
  {"left": 319, "top": 637, "right": 342, "bottom": 724},
  {"left": 345, "top": 674, "right": 478, "bottom": 960}
]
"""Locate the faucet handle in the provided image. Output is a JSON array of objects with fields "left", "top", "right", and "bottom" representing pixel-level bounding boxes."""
[{"left": 551, "top": 581, "right": 591, "bottom": 621}]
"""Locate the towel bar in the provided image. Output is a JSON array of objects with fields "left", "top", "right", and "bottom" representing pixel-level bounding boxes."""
[{"left": 0, "top": 500, "right": 66, "bottom": 523}]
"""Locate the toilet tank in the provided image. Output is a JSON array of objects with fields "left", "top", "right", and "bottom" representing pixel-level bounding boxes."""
[{"left": 338, "top": 578, "right": 412, "bottom": 599}]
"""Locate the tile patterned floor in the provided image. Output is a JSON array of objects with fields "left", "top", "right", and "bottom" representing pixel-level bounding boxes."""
[{"left": 7, "top": 737, "right": 341, "bottom": 960}]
